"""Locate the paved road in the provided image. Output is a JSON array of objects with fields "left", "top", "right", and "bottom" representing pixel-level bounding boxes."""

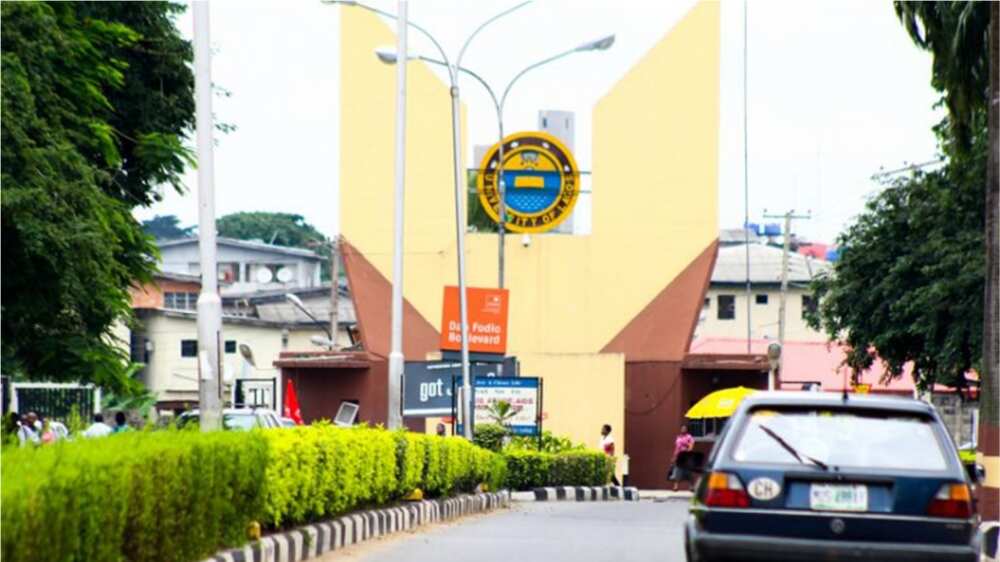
[{"left": 316, "top": 499, "right": 690, "bottom": 562}]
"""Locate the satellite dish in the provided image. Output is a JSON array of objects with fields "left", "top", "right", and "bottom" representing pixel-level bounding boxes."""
[
  {"left": 239, "top": 343, "right": 256, "bottom": 367},
  {"left": 255, "top": 268, "right": 274, "bottom": 284},
  {"left": 276, "top": 267, "right": 294, "bottom": 283}
]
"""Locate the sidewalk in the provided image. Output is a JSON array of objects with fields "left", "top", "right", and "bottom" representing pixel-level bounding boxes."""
[{"left": 638, "top": 489, "right": 693, "bottom": 501}]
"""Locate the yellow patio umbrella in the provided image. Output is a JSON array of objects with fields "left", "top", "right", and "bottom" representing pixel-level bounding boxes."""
[{"left": 685, "top": 386, "right": 757, "bottom": 419}]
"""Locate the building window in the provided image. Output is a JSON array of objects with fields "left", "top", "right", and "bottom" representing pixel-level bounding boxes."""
[
  {"left": 130, "top": 332, "right": 148, "bottom": 363},
  {"left": 802, "top": 295, "right": 817, "bottom": 318},
  {"left": 703, "top": 297, "right": 710, "bottom": 309},
  {"left": 219, "top": 263, "right": 239, "bottom": 283},
  {"left": 181, "top": 339, "right": 198, "bottom": 358},
  {"left": 717, "top": 295, "right": 735, "bottom": 320},
  {"left": 225, "top": 340, "right": 237, "bottom": 354},
  {"left": 755, "top": 294, "right": 769, "bottom": 305},
  {"left": 164, "top": 292, "right": 198, "bottom": 311}
]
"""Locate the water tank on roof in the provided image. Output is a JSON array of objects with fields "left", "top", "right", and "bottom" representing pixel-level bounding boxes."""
[
  {"left": 825, "top": 248, "right": 840, "bottom": 262},
  {"left": 764, "top": 223, "right": 782, "bottom": 236},
  {"left": 745, "top": 222, "right": 761, "bottom": 235}
]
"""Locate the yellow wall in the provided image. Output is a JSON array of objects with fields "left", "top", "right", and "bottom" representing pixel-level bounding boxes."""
[{"left": 341, "top": 4, "right": 720, "bottom": 449}]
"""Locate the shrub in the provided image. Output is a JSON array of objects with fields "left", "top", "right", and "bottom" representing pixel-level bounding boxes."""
[
  {"left": 1, "top": 429, "right": 267, "bottom": 562},
  {"left": 2, "top": 423, "right": 506, "bottom": 562},
  {"left": 502, "top": 449, "right": 613, "bottom": 490},
  {"left": 260, "top": 424, "right": 506, "bottom": 528},
  {"left": 473, "top": 423, "right": 507, "bottom": 452},
  {"left": 507, "top": 430, "right": 583, "bottom": 453}
]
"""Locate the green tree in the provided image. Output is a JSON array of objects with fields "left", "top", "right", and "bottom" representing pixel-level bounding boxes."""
[
  {"left": 808, "top": 116, "right": 985, "bottom": 390},
  {"left": 894, "top": 1, "right": 997, "bottom": 478},
  {"left": 1, "top": 3, "right": 194, "bottom": 393},
  {"left": 142, "top": 214, "right": 193, "bottom": 240},
  {"left": 216, "top": 212, "right": 328, "bottom": 248}
]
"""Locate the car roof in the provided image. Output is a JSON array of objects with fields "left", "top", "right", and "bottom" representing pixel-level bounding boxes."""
[
  {"left": 737, "top": 391, "right": 936, "bottom": 415},
  {"left": 179, "top": 408, "right": 277, "bottom": 415}
]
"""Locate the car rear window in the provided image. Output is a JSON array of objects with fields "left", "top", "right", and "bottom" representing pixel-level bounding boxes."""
[
  {"left": 223, "top": 414, "right": 259, "bottom": 431},
  {"left": 731, "top": 407, "right": 949, "bottom": 471}
]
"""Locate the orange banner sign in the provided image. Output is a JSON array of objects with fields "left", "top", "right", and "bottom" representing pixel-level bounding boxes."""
[{"left": 440, "top": 286, "right": 509, "bottom": 354}]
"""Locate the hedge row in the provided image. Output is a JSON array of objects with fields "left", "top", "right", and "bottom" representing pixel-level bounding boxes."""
[
  {"left": 502, "top": 450, "right": 615, "bottom": 490},
  {"left": 1, "top": 430, "right": 266, "bottom": 562},
  {"left": 263, "top": 423, "right": 506, "bottom": 527},
  {"left": 1, "top": 424, "right": 506, "bottom": 562}
]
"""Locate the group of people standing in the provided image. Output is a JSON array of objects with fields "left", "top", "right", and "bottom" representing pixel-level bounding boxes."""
[
  {"left": 598, "top": 423, "right": 696, "bottom": 491},
  {"left": 10, "top": 411, "right": 130, "bottom": 446}
]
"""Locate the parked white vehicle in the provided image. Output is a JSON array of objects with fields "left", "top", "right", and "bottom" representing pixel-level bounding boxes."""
[{"left": 176, "top": 408, "right": 282, "bottom": 430}]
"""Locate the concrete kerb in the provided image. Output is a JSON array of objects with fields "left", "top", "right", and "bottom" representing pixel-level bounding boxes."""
[
  {"left": 513, "top": 485, "right": 640, "bottom": 502},
  {"left": 201, "top": 492, "right": 510, "bottom": 562}
]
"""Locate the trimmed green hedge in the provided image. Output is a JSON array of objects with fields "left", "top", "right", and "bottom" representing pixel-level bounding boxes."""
[
  {"left": 1, "top": 430, "right": 267, "bottom": 562},
  {"left": 262, "top": 423, "right": 506, "bottom": 527},
  {"left": 503, "top": 449, "right": 614, "bottom": 490},
  {"left": 1, "top": 424, "right": 506, "bottom": 562}
]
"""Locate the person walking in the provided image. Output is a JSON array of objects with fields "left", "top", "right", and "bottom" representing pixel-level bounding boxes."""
[
  {"left": 17, "top": 412, "right": 39, "bottom": 446},
  {"left": 599, "top": 423, "right": 620, "bottom": 486},
  {"left": 436, "top": 422, "right": 447, "bottom": 437},
  {"left": 83, "top": 413, "right": 113, "bottom": 438},
  {"left": 668, "top": 424, "right": 695, "bottom": 491},
  {"left": 113, "top": 411, "right": 131, "bottom": 434}
]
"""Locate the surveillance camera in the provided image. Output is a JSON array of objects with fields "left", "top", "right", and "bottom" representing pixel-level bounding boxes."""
[{"left": 521, "top": 234, "right": 531, "bottom": 248}]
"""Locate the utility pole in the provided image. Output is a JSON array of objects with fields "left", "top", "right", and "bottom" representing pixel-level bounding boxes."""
[
  {"left": 193, "top": 0, "right": 222, "bottom": 431},
  {"left": 386, "top": 0, "right": 407, "bottom": 430},
  {"left": 763, "top": 210, "right": 811, "bottom": 352},
  {"left": 330, "top": 235, "right": 340, "bottom": 350}
]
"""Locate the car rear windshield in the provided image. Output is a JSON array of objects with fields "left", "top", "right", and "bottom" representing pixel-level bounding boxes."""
[
  {"left": 223, "top": 414, "right": 259, "bottom": 431},
  {"left": 731, "top": 407, "right": 949, "bottom": 471}
]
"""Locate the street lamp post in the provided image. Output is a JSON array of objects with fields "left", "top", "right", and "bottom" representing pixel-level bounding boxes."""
[
  {"left": 382, "top": 35, "right": 615, "bottom": 289},
  {"left": 327, "top": 0, "right": 530, "bottom": 439}
]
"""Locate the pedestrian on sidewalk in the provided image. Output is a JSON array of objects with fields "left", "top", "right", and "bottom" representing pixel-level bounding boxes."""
[
  {"left": 113, "top": 411, "right": 131, "bottom": 434},
  {"left": 599, "top": 423, "right": 621, "bottom": 486},
  {"left": 436, "top": 422, "right": 447, "bottom": 437},
  {"left": 16, "top": 412, "right": 39, "bottom": 446},
  {"left": 83, "top": 413, "right": 113, "bottom": 438},
  {"left": 668, "top": 424, "right": 695, "bottom": 491}
]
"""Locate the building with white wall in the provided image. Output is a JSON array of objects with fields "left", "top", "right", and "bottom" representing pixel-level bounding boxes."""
[
  {"left": 699, "top": 241, "right": 830, "bottom": 341},
  {"left": 157, "top": 237, "right": 323, "bottom": 295}
]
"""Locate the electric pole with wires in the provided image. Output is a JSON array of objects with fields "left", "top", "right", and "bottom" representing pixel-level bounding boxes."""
[{"left": 763, "top": 209, "right": 811, "bottom": 389}]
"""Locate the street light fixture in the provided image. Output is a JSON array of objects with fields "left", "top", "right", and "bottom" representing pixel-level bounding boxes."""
[
  {"left": 375, "top": 33, "right": 615, "bottom": 289},
  {"left": 285, "top": 293, "right": 335, "bottom": 346},
  {"left": 329, "top": 0, "right": 531, "bottom": 439}
]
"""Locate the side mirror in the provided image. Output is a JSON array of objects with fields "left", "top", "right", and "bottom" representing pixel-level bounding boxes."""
[
  {"left": 676, "top": 450, "right": 707, "bottom": 473},
  {"left": 966, "top": 463, "right": 985, "bottom": 484}
]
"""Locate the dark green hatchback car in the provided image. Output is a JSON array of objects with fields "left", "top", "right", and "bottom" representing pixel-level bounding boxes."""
[{"left": 680, "top": 392, "right": 984, "bottom": 562}]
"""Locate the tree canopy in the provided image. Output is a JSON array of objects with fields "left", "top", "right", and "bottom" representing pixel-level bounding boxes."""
[
  {"left": 142, "top": 214, "right": 193, "bottom": 240},
  {"left": 808, "top": 115, "right": 986, "bottom": 390},
  {"left": 1, "top": 2, "right": 194, "bottom": 393},
  {"left": 216, "top": 212, "right": 328, "bottom": 249}
]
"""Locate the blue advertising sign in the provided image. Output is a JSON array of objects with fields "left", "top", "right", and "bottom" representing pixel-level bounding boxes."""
[
  {"left": 402, "top": 358, "right": 517, "bottom": 417},
  {"left": 457, "top": 376, "right": 541, "bottom": 437}
]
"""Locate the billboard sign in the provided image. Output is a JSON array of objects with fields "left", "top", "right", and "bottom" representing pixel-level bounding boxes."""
[
  {"left": 402, "top": 358, "right": 517, "bottom": 417},
  {"left": 440, "top": 286, "right": 509, "bottom": 355},
  {"left": 458, "top": 377, "right": 541, "bottom": 436}
]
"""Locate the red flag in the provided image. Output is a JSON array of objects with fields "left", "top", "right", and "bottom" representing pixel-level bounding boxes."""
[{"left": 284, "top": 378, "right": 303, "bottom": 425}]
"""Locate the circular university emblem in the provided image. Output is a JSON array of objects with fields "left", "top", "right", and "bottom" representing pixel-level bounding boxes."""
[{"left": 476, "top": 131, "right": 581, "bottom": 234}]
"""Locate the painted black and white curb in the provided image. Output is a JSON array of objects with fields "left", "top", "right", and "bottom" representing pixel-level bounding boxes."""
[
  {"left": 202, "top": 492, "right": 510, "bottom": 562},
  {"left": 531, "top": 486, "right": 640, "bottom": 502}
]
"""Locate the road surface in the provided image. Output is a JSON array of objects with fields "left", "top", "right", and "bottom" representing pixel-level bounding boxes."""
[{"left": 316, "top": 498, "right": 690, "bottom": 562}]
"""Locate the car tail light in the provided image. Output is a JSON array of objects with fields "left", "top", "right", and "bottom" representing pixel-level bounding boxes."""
[
  {"left": 927, "top": 483, "right": 973, "bottom": 518},
  {"left": 705, "top": 471, "right": 750, "bottom": 508}
]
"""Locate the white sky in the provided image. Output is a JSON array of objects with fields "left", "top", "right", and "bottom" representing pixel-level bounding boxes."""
[{"left": 135, "top": 0, "right": 942, "bottom": 243}]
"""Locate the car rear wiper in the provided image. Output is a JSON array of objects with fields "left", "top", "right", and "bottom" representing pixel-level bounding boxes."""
[{"left": 757, "top": 424, "right": 829, "bottom": 471}]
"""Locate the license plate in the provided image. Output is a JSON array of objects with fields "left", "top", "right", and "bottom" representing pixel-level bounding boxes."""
[{"left": 809, "top": 484, "right": 868, "bottom": 512}]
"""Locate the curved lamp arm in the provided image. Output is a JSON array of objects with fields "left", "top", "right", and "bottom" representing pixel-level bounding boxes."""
[
  {"left": 499, "top": 34, "right": 615, "bottom": 112},
  {"left": 324, "top": 0, "right": 452, "bottom": 69},
  {"left": 456, "top": 1, "right": 533, "bottom": 69}
]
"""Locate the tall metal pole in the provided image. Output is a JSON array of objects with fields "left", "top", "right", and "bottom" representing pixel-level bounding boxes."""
[
  {"left": 193, "top": 0, "right": 222, "bottom": 431},
  {"left": 387, "top": 0, "right": 407, "bottom": 430},
  {"left": 496, "top": 119, "right": 506, "bottom": 288},
  {"left": 778, "top": 211, "right": 790, "bottom": 348},
  {"left": 330, "top": 236, "right": 340, "bottom": 349},
  {"left": 449, "top": 74, "right": 474, "bottom": 439},
  {"left": 743, "top": 0, "right": 752, "bottom": 354}
]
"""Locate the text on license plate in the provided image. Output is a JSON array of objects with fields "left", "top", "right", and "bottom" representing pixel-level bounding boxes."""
[{"left": 809, "top": 484, "right": 868, "bottom": 512}]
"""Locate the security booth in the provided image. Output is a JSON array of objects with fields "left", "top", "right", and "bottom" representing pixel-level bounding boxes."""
[{"left": 274, "top": 350, "right": 422, "bottom": 430}]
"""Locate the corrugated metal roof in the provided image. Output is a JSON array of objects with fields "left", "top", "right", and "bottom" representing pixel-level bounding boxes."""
[
  {"left": 157, "top": 237, "right": 321, "bottom": 260},
  {"left": 711, "top": 243, "right": 830, "bottom": 285}
]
